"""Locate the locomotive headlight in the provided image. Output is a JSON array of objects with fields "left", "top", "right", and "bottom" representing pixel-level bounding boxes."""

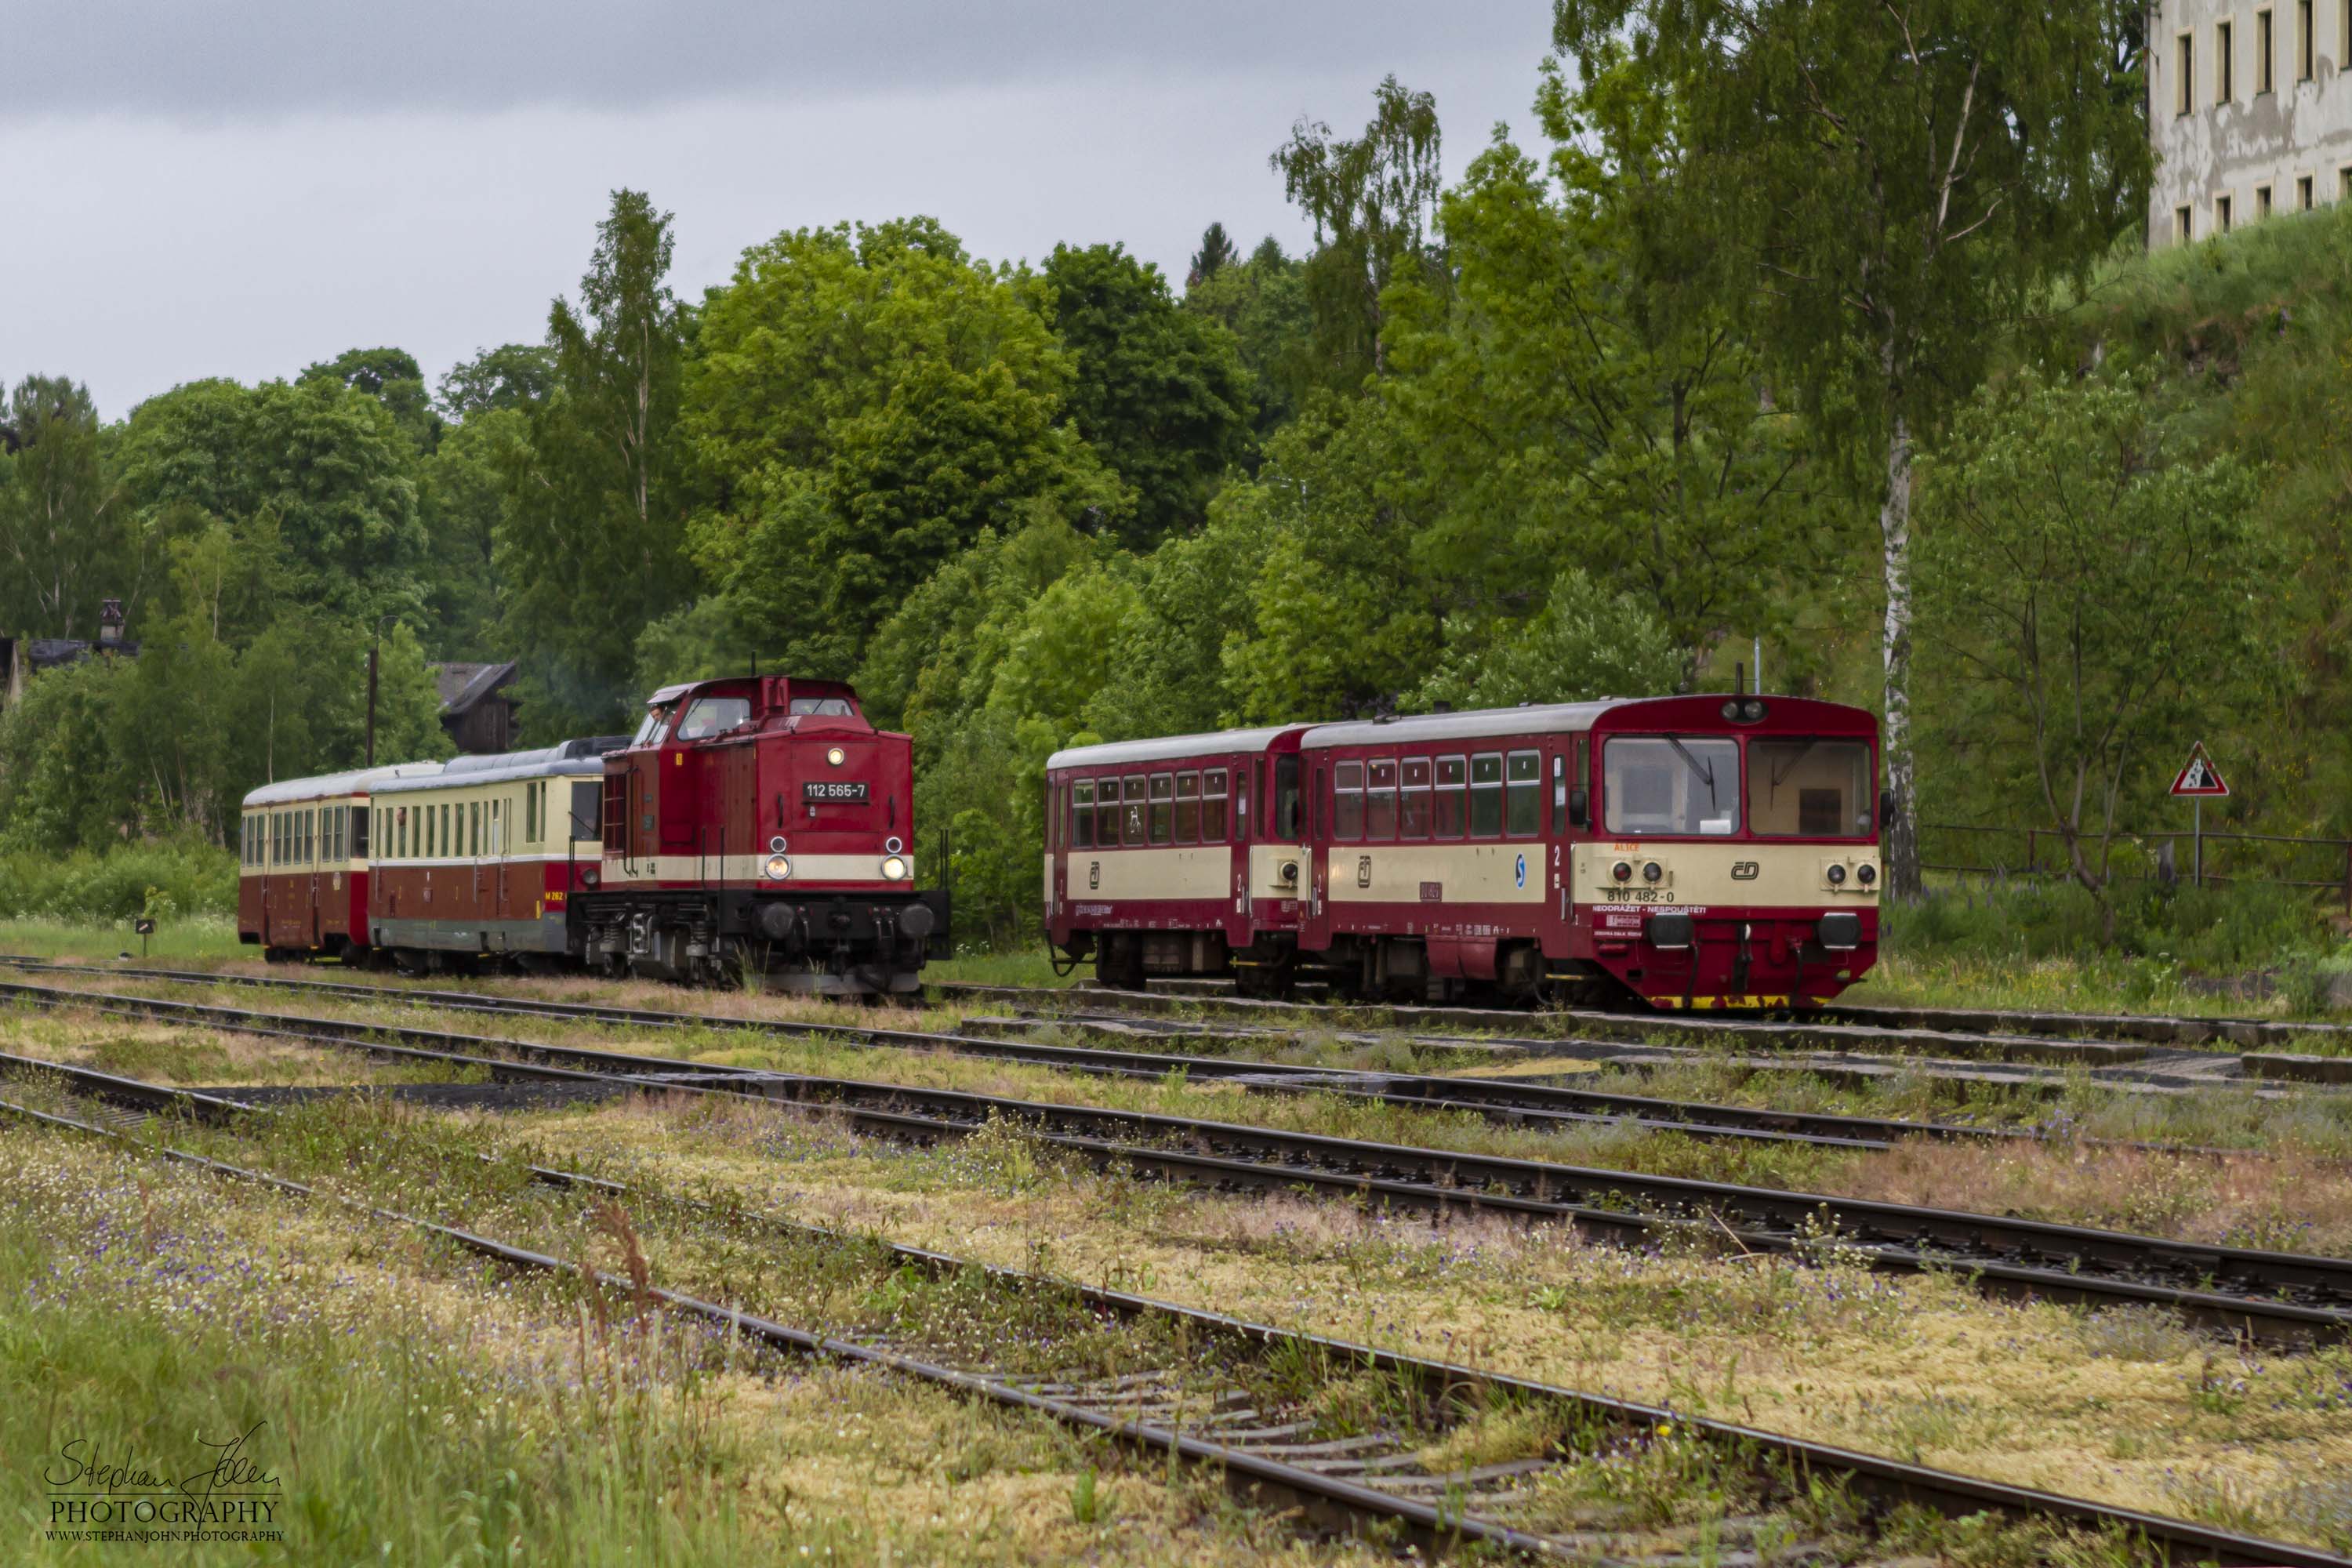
[
  {"left": 1857, "top": 862, "right": 1878, "bottom": 887},
  {"left": 1720, "top": 700, "right": 1740, "bottom": 721},
  {"left": 1826, "top": 862, "right": 1848, "bottom": 886},
  {"left": 880, "top": 855, "right": 909, "bottom": 881},
  {"left": 1741, "top": 699, "right": 1766, "bottom": 720},
  {"left": 1611, "top": 861, "right": 1634, "bottom": 882},
  {"left": 764, "top": 854, "right": 792, "bottom": 880},
  {"left": 827, "top": 746, "right": 846, "bottom": 767},
  {"left": 1642, "top": 861, "right": 1664, "bottom": 884}
]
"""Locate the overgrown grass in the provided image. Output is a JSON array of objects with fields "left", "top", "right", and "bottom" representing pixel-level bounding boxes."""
[{"left": 0, "top": 842, "right": 236, "bottom": 923}]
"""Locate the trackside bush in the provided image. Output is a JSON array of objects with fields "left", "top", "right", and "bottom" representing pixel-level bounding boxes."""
[
  {"left": 1887, "top": 879, "right": 2328, "bottom": 970},
  {"left": 0, "top": 843, "right": 237, "bottom": 922}
]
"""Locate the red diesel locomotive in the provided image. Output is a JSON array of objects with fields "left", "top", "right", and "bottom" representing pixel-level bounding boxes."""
[
  {"left": 1045, "top": 695, "right": 1882, "bottom": 1009},
  {"left": 239, "top": 675, "right": 946, "bottom": 993}
]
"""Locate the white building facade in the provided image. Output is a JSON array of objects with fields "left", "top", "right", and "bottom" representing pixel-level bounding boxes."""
[{"left": 2149, "top": 0, "right": 2352, "bottom": 243}]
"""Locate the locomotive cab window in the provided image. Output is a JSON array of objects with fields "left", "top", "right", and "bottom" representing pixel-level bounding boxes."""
[
  {"left": 632, "top": 703, "right": 674, "bottom": 747},
  {"left": 1747, "top": 739, "right": 1874, "bottom": 837},
  {"left": 1174, "top": 772, "right": 1200, "bottom": 844},
  {"left": 786, "top": 696, "right": 853, "bottom": 717},
  {"left": 1072, "top": 779, "right": 1095, "bottom": 849},
  {"left": 1603, "top": 737, "right": 1740, "bottom": 836},
  {"left": 676, "top": 696, "right": 750, "bottom": 741}
]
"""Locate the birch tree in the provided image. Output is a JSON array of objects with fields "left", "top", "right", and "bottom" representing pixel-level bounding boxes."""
[{"left": 1551, "top": 0, "right": 2151, "bottom": 895}]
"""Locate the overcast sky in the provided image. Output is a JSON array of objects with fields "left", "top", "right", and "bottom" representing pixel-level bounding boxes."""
[{"left": 2, "top": 2, "right": 1563, "bottom": 419}]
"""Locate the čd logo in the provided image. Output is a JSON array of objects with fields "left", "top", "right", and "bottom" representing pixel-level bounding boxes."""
[{"left": 1730, "top": 861, "right": 1760, "bottom": 880}]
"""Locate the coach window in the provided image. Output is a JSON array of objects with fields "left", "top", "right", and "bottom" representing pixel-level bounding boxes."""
[
  {"left": 1274, "top": 757, "right": 1301, "bottom": 840},
  {"left": 1174, "top": 772, "right": 1200, "bottom": 844},
  {"left": 1399, "top": 759, "right": 1432, "bottom": 837},
  {"left": 1434, "top": 757, "right": 1467, "bottom": 838},
  {"left": 442, "top": 804, "right": 453, "bottom": 855},
  {"left": 1122, "top": 776, "right": 1148, "bottom": 846},
  {"left": 1333, "top": 760, "right": 1365, "bottom": 840},
  {"left": 1469, "top": 754, "right": 1505, "bottom": 837},
  {"left": 1149, "top": 774, "right": 1174, "bottom": 844},
  {"left": 1098, "top": 778, "right": 1121, "bottom": 848},
  {"left": 524, "top": 784, "right": 538, "bottom": 845},
  {"left": 1071, "top": 780, "right": 1095, "bottom": 850},
  {"left": 1747, "top": 739, "right": 1873, "bottom": 837},
  {"left": 1203, "top": 769, "right": 1229, "bottom": 842},
  {"left": 1506, "top": 751, "right": 1541, "bottom": 837},
  {"left": 354, "top": 805, "right": 369, "bottom": 858},
  {"left": 1603, "top": 737, "right": 1740, "bottom": 835},
  {"left": 471, "top": 801, "right": 483, "bottom": 855},
  {"left": 1365, "top": 760, "right": 1398, "bottom": 840}
]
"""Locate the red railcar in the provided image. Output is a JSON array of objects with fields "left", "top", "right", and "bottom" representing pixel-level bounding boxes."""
[
  {"left": 1045, "top": 695, "right": 1882, "bottom": 1010},
  {"left": 1044, "top": 725, "right": 1312, "bottom": 995},
  {"left": 238, "top": 763, "right": 444, "bottom": 960}
]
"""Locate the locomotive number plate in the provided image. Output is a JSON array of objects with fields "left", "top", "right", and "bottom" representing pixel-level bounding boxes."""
[{"left": 803, "top": 782, "right": 869, "bottom": 802}]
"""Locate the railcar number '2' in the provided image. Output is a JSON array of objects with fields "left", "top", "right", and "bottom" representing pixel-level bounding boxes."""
[
  {"left": 1042, "top": 695, "right": 1882, "bottom": 1011},
  {"left": 239, "top": 677, "right": 948, "bottom": 995}
]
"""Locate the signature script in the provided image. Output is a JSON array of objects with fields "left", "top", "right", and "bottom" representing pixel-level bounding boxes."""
[{"left": 44, "top": 1422, "right": 281, "bottom": 1496}]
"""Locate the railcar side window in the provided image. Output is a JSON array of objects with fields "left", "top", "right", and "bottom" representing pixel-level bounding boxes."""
[
  {"left": 1149, "top": 774, "right": 1174, "bottom": 844},
  {"left": 1434, "top": 757, "right": 1467, "bottom": 837},
  {"left": 1203, "top": 769, "right": 1229, "bottom": 842},
  {"left": 1072, "top": 780, "right": 1095, "bottom": 849},
  {"left": 1333, "top": 760, "right": 1365, "bottom": 840},
  {"left": 1365, "top": 760, "right": 1398, "bottom": 840},
  {"left": 441, "top": 804, "right": 452, "bottom": 855},
  {"left": 1097, "top": 778, "right": 1120, "bottom": 848},
  {"left": 1506, "top": 751, "right": 1541, "bottom": 837},
  {"left": 1122, "top": 776, "right": 1147, "bottom": 847},
  {"left": 1746, "top": 739, "right": 1874, "bottom": 837},
  {"left": 1602, "top": 737, "right": 1740, "bottom": 835},
  {"left": 1399, "top": 759, "right": 1431, "bottom": 837},
  {"left": 1469, "top": 754, "right": 1504, "bottom": 837},
  {"left": 354, "top": 805, "right": 369, "bottom": 858},
  {"left": 1174, "top": 772, "right": 1200, "bottom": 844}
]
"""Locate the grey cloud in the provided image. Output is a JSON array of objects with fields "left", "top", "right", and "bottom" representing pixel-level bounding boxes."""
[{"left": 3, "top": 1, "right": 1542, "bottom": 119}]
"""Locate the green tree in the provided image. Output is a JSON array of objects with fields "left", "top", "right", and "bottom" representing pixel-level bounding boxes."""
[
  {"left": 1415, "top": 569, "right": 1684, "bottom": 710},
  {"left": 0, "top": 375, "right": 125, "bottom": 639},
  {"left": 1182, "top": 238, "right": 1314, "bottom": 439},
  {"left": 1187, "top": 222, "right": 1240, "bottom": 285},
  {"left": 1552, "top": 0, "right": 2154, "bottom": 895},
  {"left": 0, "top": 654, "right": 129, "bottom": 851},
  {"left": 1042, "top": 242, "right": 1253, "bottom": 545},
  {"left": 437, "top": 344, "right": 556, "bottom": 420},
  {"left": 499, "top": 190, "right": 694, "bottom": 735},
  {"left": 1916, "top": 370, "right": 2270, "bottom": 941},
  {"left": 1270, "top": 75, "right": 1446, "bottom": 389},
  {"left": 300, "top": 347, "right": 442, "bottom": 452},
  {"left": 684, "top": 217, "right": 1119, "bottom": 678},
  {"left": 418, "top": 406, "right": 526, "bottom": 657},
  {"left": 117, "top": 378, "right": 427, "bottom": 626}
]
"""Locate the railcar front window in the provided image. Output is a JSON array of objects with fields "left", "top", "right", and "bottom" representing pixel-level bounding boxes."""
[
  {"left": 1747, "top": 739, "right": 1875, "bottom": 837},
  {"left": 1602, "top": 737, "right": 1740, "bottom": 836}
]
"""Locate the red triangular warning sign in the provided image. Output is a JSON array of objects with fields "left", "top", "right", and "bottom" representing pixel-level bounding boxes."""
[{"left": 2169, "top": 742, "right": 2230, "bottom": 797}]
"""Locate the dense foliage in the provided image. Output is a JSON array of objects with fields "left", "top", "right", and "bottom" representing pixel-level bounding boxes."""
[{"left": 2, "top": 18, "right": 2332, "bottom": 954}]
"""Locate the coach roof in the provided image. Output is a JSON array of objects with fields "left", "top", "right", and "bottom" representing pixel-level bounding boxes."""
[
  {"left": 370, "top": 737, "right": 627, "bottom": 797},
  {"left": 1299, "top": 701, "right": 1629, "bottom": 751},
  {"left": 1048, "top": 724, "right": 1313, "bottom": 771},
  {"left": 242, "top": 761, "right": 445, "bottom": 809}
]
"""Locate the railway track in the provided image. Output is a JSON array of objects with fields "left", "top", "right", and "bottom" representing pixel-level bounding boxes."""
[
  {"left": 5, "top": 977, "right": 2350, "bottom": 1345},
  {"left": 0, "top": 958, "right": 2238, "bottom": 1153},
  {"left": 6, "top": 1057, "right": 2347, "bottom": 1567},
  {"left": 932, "top": 981, "right": 2352, "bottom": 1083}
]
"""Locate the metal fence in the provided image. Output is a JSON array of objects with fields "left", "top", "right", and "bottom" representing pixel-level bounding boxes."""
[{"left": 1920, "top": 823, "right": 2352, "bottom": 914}]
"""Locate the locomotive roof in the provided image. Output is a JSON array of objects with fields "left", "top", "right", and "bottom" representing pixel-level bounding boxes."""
[
  {"left": 1298, "top": 695, "right": 1874, "bottom": 750},
  {"left": 369, "top": 737, "right": 627, "bottom": 796},
  {"left": 1047, "top": 724, "right": 1313, "bottom": 771},
  {"left": 242, "top": 761, "right": 445, "bottom": 809}
]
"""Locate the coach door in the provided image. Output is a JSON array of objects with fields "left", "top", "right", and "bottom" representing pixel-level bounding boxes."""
[{"left": 1304, "top": 760, "right": 1332, "bottom": 946}]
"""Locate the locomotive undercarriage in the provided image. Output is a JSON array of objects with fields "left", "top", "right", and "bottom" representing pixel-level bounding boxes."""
[{"left": 580, "top": 888, "right": 946, "bottom": 994}]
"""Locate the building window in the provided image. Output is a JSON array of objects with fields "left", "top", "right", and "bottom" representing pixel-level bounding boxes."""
[
  {"left": 2218, "top": 19, "right": 2234, "bottom": 101},
  {"left": 2176, "top": 32, "right": 2194, "bottom": 115},
  {"left": 2257, "top": 183, "right": 2274, "bottom": 219},
  {"left": 2218, "top": 193, "right": 2234, "bottom": 233},
  {"left": 2256, "top": 8, "right": 2274, "bottom": 93},
  {"left": 2298, "top": 0, "right": 2314, "bottom": 79},
  {"left": 2343, "top": 166, "right": 2352, "bottom": 201},
  {"left": 2176, "top": 205, "right": 2194, "bottom": 243},
  {"left": 2299, "top": 174, "right": 2315, "bottom": 209}
]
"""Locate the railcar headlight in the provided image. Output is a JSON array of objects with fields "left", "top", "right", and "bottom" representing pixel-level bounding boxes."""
[
  {"left": 1642, "top": 861, "right": 1663, "bottom": 884},
  {"left": 1857, "top": 862, "right": 1878, "bottom": 887},
  {"left": 1612, "top": 861, "right": 1633, "bottom": 882},
  {"left": 764, "top": 854, "right": 792, "bottom": 880},
  {"left": 1741, "top": 699, "right": 1766, "bottom": 720},
  {"left": 1826, "top": 862, "right": 1848, "bottom": 886},
  {"left": 880, "top": 855, "right": 909, "bottom": 881},
  {"left": 827, "top": 747, "right": 846, "bottom": 766},
  {"left": 1720, "top": 700, "right": 1740, "bottom": 721}
]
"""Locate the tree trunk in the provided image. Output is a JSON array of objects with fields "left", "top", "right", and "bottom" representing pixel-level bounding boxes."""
[{"left": 1879, "top": 408, "right": 1922, "bottom": 898}]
